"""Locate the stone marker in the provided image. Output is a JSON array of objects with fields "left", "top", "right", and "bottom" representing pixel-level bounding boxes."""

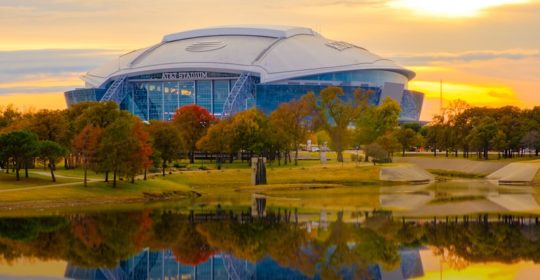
[{"left": 251, "top": 157, "right": 267, "bottom": 185}]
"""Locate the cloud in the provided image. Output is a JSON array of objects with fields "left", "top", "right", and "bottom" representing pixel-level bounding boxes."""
[
  {"left": 0, "top": 49, "right": 121, "bottom": 96},
  {"left": 390, "top": 49, "right": 540, "bottom": 65},
  {"left": 315, "top": 0, "right": 388, "bottom": 7}
]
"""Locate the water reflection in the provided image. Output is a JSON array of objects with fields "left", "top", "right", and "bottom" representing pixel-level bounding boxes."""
[{"left": 0, "top": 209, "right": 540, "bottom": 279}]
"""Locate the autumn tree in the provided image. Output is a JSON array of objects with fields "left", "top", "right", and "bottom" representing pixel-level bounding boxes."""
[
  {"left": 127, "top": 121, "right": 153, "bottom": 183},
  {"left": 196, "top": 119, "right": 232, "bottom": 169},
  {"left": 269, "top": 94, "right": 317, "bottom": 165},
  {"left": 72, "top": 125, "right": 103, "bottom": 186},
  {"left": 173, "top": 105, "right": 215, "bottom": 164},
  {"left": 37, "top": 140, "right": 67, "bottom": 182}
]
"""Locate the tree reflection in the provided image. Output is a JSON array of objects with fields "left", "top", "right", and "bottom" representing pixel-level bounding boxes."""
[{"left": 0, "top": 210, "right": 539, "bottom": 277}]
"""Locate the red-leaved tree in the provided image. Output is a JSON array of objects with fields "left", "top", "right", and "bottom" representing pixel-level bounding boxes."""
[{"left": 173, "top": 105, "right": 215, "bottom": 164}]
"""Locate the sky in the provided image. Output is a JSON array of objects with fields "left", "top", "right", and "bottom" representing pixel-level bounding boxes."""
[{"left": 0, "top": 0, "right": 539, "bottom": 120}]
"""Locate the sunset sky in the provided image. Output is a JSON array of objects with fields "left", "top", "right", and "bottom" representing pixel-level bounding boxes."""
[{"left": 1, "top": 0, "right": 539, "bottom": 120}]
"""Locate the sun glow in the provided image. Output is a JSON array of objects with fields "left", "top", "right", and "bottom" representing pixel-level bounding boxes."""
[{"left": 388, "top": 0, "right": 530, "bottom": 17}]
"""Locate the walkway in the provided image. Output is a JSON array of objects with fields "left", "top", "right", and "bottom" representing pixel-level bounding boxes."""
[{"left": 393, "top": 157, "right": 508, "bottom": 175}]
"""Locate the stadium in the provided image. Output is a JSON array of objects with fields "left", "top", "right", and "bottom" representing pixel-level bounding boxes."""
[{"left": 65, "top": 25, "right": 424, "bottom": 121}]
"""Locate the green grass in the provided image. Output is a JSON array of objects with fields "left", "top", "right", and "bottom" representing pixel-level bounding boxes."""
[
  {"left": 0, "top": 160, "right": 389, "bottom": 213},
  {"left": 427, "top": 169, "right": 487, "bottom": 178},
  {"left": 0, "top": 171, "right": 80, "bottom": 190}
]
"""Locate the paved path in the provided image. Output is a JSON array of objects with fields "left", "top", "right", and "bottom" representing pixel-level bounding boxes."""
[
  {"left": 394, "top": 157, "right": 508, "bottom": 175},
  {"left": 380, "top": 164, "right": 434, "bottom": 182},
  {"left": 486, "top": 162, "right": 540, "bottom": 184}
]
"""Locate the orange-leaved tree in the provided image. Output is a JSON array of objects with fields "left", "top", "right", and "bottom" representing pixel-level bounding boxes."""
[
  {"left": 173, "top": 105, "right": 215, "bottom": 164},
  {"left": 72, "top": 124, "right": 103, "bottom": 187}
]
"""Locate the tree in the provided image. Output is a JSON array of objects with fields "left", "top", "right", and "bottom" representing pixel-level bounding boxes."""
[
  {"left": 29, "top": 109, "right": 68, "bottom": 143},
  {"left": 127, "top": 121, "right": 153, "bottom": 183},
  {"left": 196, "top": 119, "right": 232, "bottom": 169},
  {"left": 467, "top": 117, "right": 497, "bottom": 160},
  {"left": 269, "top": 94, "right": 316, "bottom": 165},
  {"left": 173, "top": 105, "right": 215, "bottom": 164},
  {"left": 72, "top": 125, "right": 103, "bottom": 186},
  {"left": 98, "top": 115, "right": 148, "bottom": 188},
  {"left": 0, "top": 131, "right": 39, "bottom": 180},
  {"left": 0, "top": 105, "right": 22, "bottom": 131},
  {"left": 37, "top": 141, "right": 67, "bottom": 182},
  {"left": 149, "top": 121, "right": 182, "bottom": 176},
  {"left": 317, "top": 87, "right": 364, "bottom": 162},
  {"left": 395, "top": 128, "right": 421, "bottom": 156},
  {"left": 375, "top": 131, "right": 401, "bottom": 159},
  {"left": 355, "top": 97, "right": 400, "bottom": 160},
  {"left": 228, "top": 108, "right": 270, "bottom": 160},
  {"left": 521, "top": 130, "right": 540, "bottom": 156}
]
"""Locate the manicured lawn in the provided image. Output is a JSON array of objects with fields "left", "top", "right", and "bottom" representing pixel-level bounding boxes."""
[
  {"left": 0, "top": 160, "right": 388, "bottom": 213},
  {"left": 0, "top": 172, "right": 81, "bottom": 190}
]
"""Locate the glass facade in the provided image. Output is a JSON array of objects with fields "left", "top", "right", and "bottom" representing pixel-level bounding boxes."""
[
  {"left": 256, "top": 84, "right": 381, "bottom": 115},
  {"left": 64, "top": 88, "right": 105, "bottom": 107},
  {"left": 65, "top": 70, "right": 423, "bottom": 121},
  {"left": 293, "top": 69, "right": 409, "bottom": 88}
]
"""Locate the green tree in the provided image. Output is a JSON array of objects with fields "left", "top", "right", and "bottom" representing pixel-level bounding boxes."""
[
  {"left": 395, "top": 127, "right": 421, "bottom": 156},
  {"left": 149, "top": 121, "right": 183, "bottom": 176},
  {"left": 317, "top": 87, "right": 363, "bottom": 162},
  {"left": 229, "top": 108, "right": 270, "bottom": 160},
  {"left": 467, "top": 116, "right": 497, "bottom": 160},
  {"left": 98, "top": 115, "right": 148, "bottom": 187},
  {"left": 355, "top": 97, "right": 400, "bottom": 160},
  {"left": 37, "top": 140, "right": 67, "bottom": 182},
  {"left": 0, "top": 131, "right": 39, "bottom": 180}
]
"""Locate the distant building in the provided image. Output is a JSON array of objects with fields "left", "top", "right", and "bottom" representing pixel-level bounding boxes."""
[{"left": 65, "top": 25, "right": 424, "bottom": 121}]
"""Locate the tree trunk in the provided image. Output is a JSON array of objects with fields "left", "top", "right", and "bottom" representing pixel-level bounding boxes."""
[
  {"left": 402, "top": 147, "right": 406, "bottom": 157},
  {"left": 144, "top": 168, "right": 147, "bottom": 180},
  {"left": 49, "top": 162, "right": 56, "bottom": 182},
  {"left": 162, "top": 160, "right": 166, "bottom": 176},
  {"left": 105, "top": 171, "right": 109, "bottom": 182},
  {"left": 294, "top": 147, "right": 299, "bottom": 166},
  {"left": 112, "top": 170, "right": 117, "bottom": 188},
  {"left": 189, "top": 149, "right": 195, "bottom": 164},
  {"left": 83, "top": 164, "right": 88, "bottom": 187},
  {"left": 15, "top": 161, "right": 20, "bottom": 181},
  {"left": 24, "top": 161, "right": 29, "bottom": 178}
]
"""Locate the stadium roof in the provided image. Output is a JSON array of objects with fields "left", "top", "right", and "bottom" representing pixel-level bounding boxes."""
[{"left": 83, "top": 25, "right": 415, "bottom": 88}]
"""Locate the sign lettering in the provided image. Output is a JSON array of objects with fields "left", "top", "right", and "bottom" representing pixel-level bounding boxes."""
[{"left": 161, "top": 72, "right": 208, "bottom": 80}]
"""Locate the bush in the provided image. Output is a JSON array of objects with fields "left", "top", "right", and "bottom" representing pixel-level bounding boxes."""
[
  {"left": 350, "top": 153, "right": 364, "bottom": 162},
  {"left": 173, "top": 162, "right": 187, "bottom": 168},
  {"left": 365, "top": 143, "right": 389, "bottom": 161}
]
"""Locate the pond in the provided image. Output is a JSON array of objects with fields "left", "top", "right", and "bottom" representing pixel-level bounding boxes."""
[{"left": 1, "top": 179, "right": 540, "bottom": 279}]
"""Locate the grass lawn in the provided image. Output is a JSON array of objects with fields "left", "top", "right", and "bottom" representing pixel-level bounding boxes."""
[
  {"left": 0, "top": 160, "right": 387, "bottom": 213},
  {"left": 0, "top": 172, "right": 81, "bottom": 190}
]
